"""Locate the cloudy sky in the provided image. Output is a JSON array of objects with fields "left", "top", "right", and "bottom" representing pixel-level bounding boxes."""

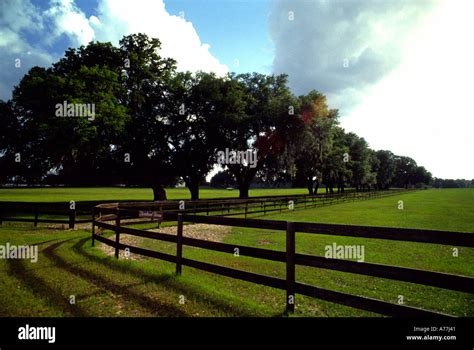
[{"left": 1, "top": 0, "right": 473, "bottom": 179}]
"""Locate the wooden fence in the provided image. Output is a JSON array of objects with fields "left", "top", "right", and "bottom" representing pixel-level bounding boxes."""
[
  {"left": 0, "top": 203, "right": 83, "bottom": 228},
  {"left": 0, "top": 189, "right": 413, "bottom": 228},
  {"left": 92, "top": 202, "right": 474, "bottom": 317},
  {"left": 0, "top": 200, "right": 137, "bottom": 228},
  {"left": 93, "top": 188, "right": 415, "bottom": 222}
]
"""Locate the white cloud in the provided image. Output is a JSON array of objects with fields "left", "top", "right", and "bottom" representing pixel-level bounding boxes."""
[
  {"left": 92, "top": 0, "right": 228, "bottom": 75},
  {"left": 0, "top": 0, "right": 54, "bottom": 100},
  {"left": 43, "top": 0, "right": 96, "bottom": 46},
  {"left": 268, "top": 0, "right": 437, "bottom": 121},
  {"left": 269, "top": 0, "right": 473, "bottom": 178},
  {"left": 0, "top": 0, "right": 43, "bottom": 33},
  {"left": 0, "top": 0, "right": 228, "bottom": 100},
  {"left": 0, "top": 28, "right": 28, "bottom": 51},
  {"left": 341, "top": 0, "right": 474, "bottom": 179}
]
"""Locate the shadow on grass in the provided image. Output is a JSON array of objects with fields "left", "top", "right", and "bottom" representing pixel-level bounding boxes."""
[
  {"left": 6, "top": 252, "right": 88, "bottom": 317},
  {"left": 42, "top": 240, "right": 189, "bottom": 317},
  {"left": 74, "top": 237, "right": 283, "bottom": 317}
]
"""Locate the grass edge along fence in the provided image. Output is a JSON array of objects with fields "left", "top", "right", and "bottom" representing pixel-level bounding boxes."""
[
  {"left": 92, "top": 201, "right": 474, "bottom": 317},
  {"left": 0, "top": 188, "right": 412, "bottom": 228},
  {"left": 0, "top": 200, "right": 120, "bottom": 228}
]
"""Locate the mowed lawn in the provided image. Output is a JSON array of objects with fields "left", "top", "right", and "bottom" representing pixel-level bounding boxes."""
[
  {"left": 0, "top": 188, "right": 472, "bottom": 317},
  {"left": 0, "top": 187, "right": 314, "bottom": 202}
]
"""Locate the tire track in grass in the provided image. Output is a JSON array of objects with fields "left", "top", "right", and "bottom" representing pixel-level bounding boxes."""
[{"left": 42, "top": 240, "right": 189, "bottom": 317}]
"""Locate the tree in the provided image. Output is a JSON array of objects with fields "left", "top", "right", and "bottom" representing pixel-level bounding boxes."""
[
  {"left": 374, "top": 150, "right": 396, "bottom": 189},
  {"left": 11, "top": 43, "right": 129, "bottom": 186},
  {"left": 9, "top": 34, "right": 179, "bottom": 198},
  {"left": 7, "top": 67, "right": 64, "bottom": 184},
  {"left": 210, "top": 170, "right": 236, "bottom": 188},
  {"left": 1, "top": 33, "right": 438, "bottom": 196},
  {"left": 168, "top": 71, "right": 246, "bottom": 199},
  {"left": 412, "top": 166, "right": 432, "bottom": 187},
  {"left": 221, "top": 73, "right": 298, "bottom": 198},
  {"left": 344, "top": 132, "right": 372, "bottom": 191},
  {"left": 322, "top": 126, "right": 351, "bottom": 193},
  {"left": 290, "top": 91, "right": 338, "bottom": 194},
  {"left": 115, "top": 34, "right": 177, "bottom": 200},
  {"left": 393, "top": 156, "right": 418, "bottom": 188},
  {"left": 366, "top": 150, "right": 379, "bottom": 190},
  {"left": 0, "top": 100, "right": 32, "bottom": 183}
]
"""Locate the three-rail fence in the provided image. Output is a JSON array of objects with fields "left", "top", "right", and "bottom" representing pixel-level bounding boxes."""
[
  {"left": 91, "top": 196, "right": 474, "bottom": 318},
  {"left": 0, "top": 188, "right": 414, "bottom": 228}
]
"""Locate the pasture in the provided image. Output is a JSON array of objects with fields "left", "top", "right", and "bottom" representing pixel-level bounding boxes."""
[
  {"left": 0, "top": 187, "right": 313, "bottom": 202},
  {"left": 0, "top": 188, "right": 472, "bottom": 317}
]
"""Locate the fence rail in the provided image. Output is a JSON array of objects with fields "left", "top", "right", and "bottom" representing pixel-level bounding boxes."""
[
  {"left": 92, "top": 202, "right": 474, "bottom": 317},
  {"left": 0, "top": 189, "right": 413, "bottom": 228}
]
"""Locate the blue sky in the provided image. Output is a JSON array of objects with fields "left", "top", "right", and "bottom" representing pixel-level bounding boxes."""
[
  {"left": 0, "top": 0, "right": 473, "bottom": 179},
  {"left": 0, "top": 0, "right": 273, "bottom": 94},
  {"left": 28, "top": 0, "right": 274, "bottom": 74},
  {"left": 163, "top": 0, "right": 273, "bottom": 74}
]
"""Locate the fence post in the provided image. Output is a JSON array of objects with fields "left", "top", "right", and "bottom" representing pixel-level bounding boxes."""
[
  {"left": 69, "top": 208, "right": 76, "bottom": 229},
  {"left": 245, "top": 202, "right": 248, "bottom": 219},
  {"left": 176, "top": 214, "right": 184, "bottom": 275},
  {"left": 263, "top": 202, "right": 266, "bottom": 215},
  {"left": 91, "top": 207, "right": 96, "bottom": 247},
  {"left": 114, "top": 208, "right": 121, "bottom": 259},
  {"left": 286, "top": 221, "right": 296, "bottom": 315},
  {"left": 0, "top": 202, "right": 2, "bottom": 225}
]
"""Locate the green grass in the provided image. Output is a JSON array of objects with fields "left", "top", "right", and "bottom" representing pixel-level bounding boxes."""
[
  {"left": 0, "top": 225, "right": 273, "bottom": 317},
  {"left": 223, "top": 189, "right": 474, "bottom": 316},
  {"left": 264, "top": 188, "right": 474, "bottom": 232},
  {"left": 0, "top": 187, "right": 315, "bottom": 202},
  {"left": 0, "top": 188, "right": 472, "bottom": 317}
]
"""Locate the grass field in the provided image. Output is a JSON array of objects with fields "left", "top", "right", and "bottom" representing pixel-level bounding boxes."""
[
  {"left": 0, "top": 187, "right": 315, "bottom": 202},
  {"left": 0, "top": 188, "right": 472, "bottom": 317}
]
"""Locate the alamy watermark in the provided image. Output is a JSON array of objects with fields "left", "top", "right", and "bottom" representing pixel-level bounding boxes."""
[
  {"left": 0, "top": 243, "right": 38, "bottom": 263},
  {"left": 325, "top": 242, "right": 365, "bottom": 262},
  {"left": 18, "top": 324, "right": 55, "bottom": 343},
  {"left": 216, "top": 148, "right": 257, "bottom": 168},
  {"left": 55, "top": 100, "right": 95, "bottom": 121}
]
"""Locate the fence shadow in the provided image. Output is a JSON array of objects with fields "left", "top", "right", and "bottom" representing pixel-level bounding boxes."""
[
  {"left": 73, "top": 237, "right": 284, "bottom": 317},
  {"left": 6, "top": 250, "right": 88, "bottom": 317},
  {"left": 42, "top": 239, "right": 190, "bottom": 317}
]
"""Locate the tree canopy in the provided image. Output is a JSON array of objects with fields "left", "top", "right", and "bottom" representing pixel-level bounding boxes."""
[{"left": 0, "top": 33, "right": 435, "bottom": 198}]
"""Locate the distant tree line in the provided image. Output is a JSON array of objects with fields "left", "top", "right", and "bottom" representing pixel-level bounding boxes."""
[
  {"left": 0, "top": 34, "right": 434, "bottom": 199},
  {"left": 431, "top": 178, "right": 474, "bottom": 188}
]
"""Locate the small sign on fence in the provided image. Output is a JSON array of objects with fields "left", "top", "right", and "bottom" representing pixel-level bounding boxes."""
[{"left": 138, "top": 210, "right": 162, "bottom": 221}]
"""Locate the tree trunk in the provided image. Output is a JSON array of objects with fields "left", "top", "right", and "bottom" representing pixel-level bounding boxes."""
[
  {"left": 314, "top": 179, "right": 320, "bottom": 195},
  {"left": 306, "top": 177, "right": 314, "bottom": 195},
  {"left": 187, "top": 178, "right": 200, "bottom": 200},
  {"left": 152, "top": 184, "right": 167, "bottom": 201},
  {"left": 239, "top": 181, "right": 250, "bottom": 198},
  {"left": 327, "top": 178, "right": 334, "bottom": 194}
]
